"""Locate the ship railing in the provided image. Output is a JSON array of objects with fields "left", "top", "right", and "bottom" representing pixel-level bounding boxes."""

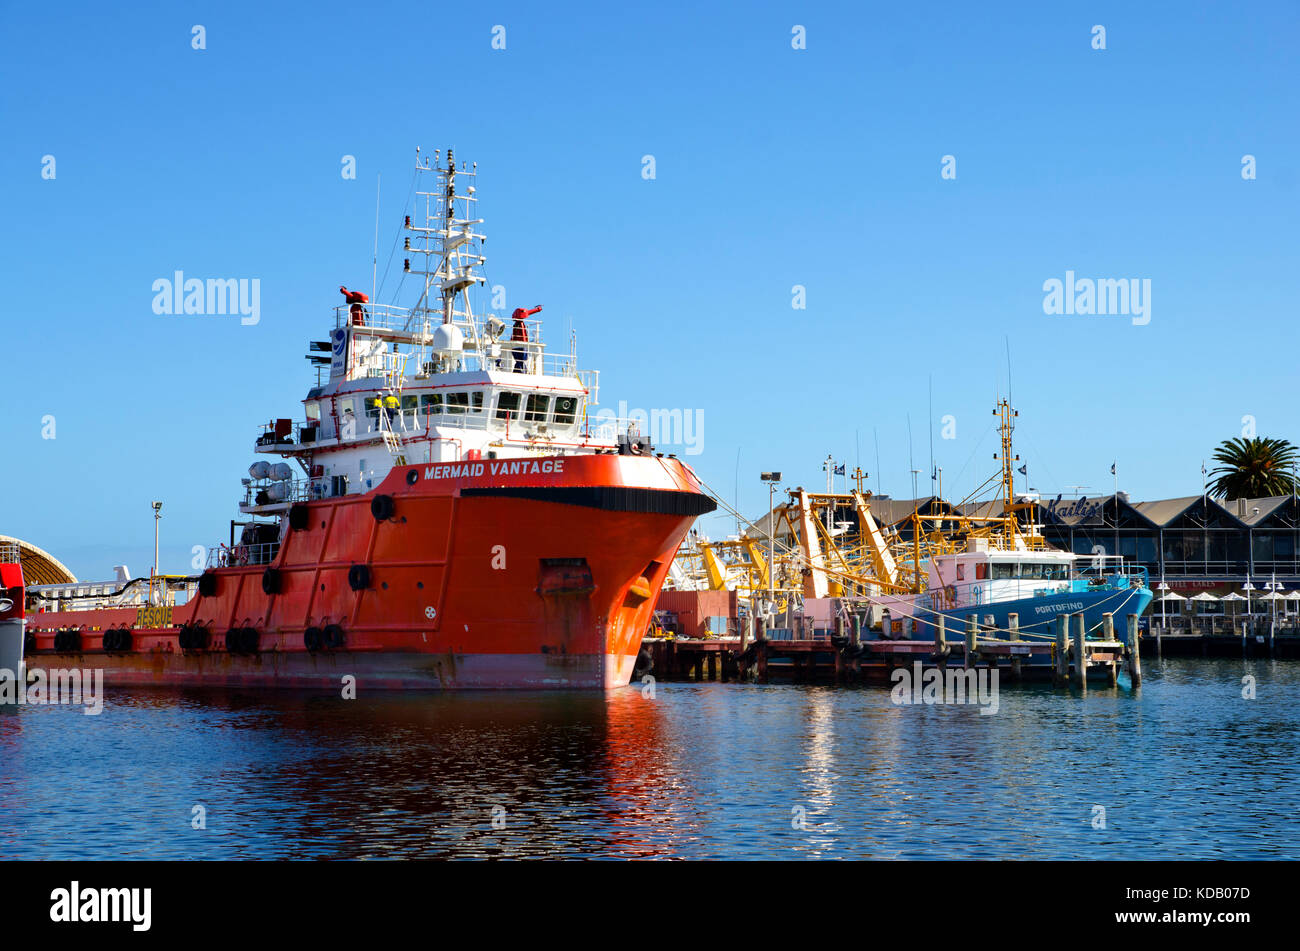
[
  {"left": 476, "top": 346, "right": 578, "bottom": 379},
  {"left": 242, "top": 478, "right": 315, "bottom": 508},
  {"left": 582, "top": 413, "right": 651, "bottom": 444},
  {"left": 576, "top": 369, "right": 599, "bottom": 403},
  {"left": 487, "top": 316, "right": 545, "bottom": 346},
  {"left": 287, "top": 420, "right": 324, "bottom": 446},
  {"left": 337, "top": 308, "right": 554, "bottom": 348},
  {"left": 0, "top": 541, "right": 19, "bottom": 564},
  {"left": 254, "top": 419, "right": 330, "bottom": 449},
  {"left": 1076, "top": 555, "right": 1148, "bottom": 587},
  {"left": 207, "top": 542, "right": 281, "bottom": 569},
  {"left": 332, "top": 302, "right": 416, "bottom": 333}
]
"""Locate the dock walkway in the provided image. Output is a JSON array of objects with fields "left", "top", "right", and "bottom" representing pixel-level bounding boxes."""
[{"left": 641, "top": 611, "right": 1145, "bottom": 689}]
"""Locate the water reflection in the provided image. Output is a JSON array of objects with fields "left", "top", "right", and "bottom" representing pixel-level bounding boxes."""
[{"left": 1, "top": 659, "right": 1298, "bottom": 859}]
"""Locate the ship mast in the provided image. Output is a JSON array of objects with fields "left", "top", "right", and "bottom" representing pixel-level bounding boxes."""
[
  {"left": 403, "top": 148, "right": 488, "bottom": 366},
  {"left": 993, "top": 398, "right": 1021, "bottom": 544}
]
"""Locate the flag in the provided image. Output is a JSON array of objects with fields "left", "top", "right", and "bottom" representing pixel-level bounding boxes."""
[
  {"left": 1110, "top": 463, "right": 1116, "bottom": 475},
  {"left": 834, "top": 463, "right": 845, "bottom": 476},
  {"left": 1017, "top": 464, "right": 1027, "bottom": 476}
]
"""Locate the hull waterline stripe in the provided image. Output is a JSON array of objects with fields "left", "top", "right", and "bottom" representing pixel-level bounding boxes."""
[{"left": 460, "top": 485, "right": 717, "bottom": 517}]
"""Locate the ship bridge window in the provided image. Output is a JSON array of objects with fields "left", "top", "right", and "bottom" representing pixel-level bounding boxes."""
[
  {"left": 305, "top": 401, "right": 321, "bottom": 421},
  {"left": 553, "top": 396, "right": 578, "bottom": 425},
  {"left": 445, "top": 391, "right": 481, "bottom": 415},
  {"left": 401, "top": 395, "right": 418, "bottom": 417},
  {"left": 495, "top": 391, "right": 522, "bottom": 421},
  {"left": 992, "top": 563, "right": 1017, "bottom": 580},
  {"left": 364, "top": 397, "right": 382, "bottom": 421},
  {"left": 420, "top": 394, "right": 442, "bottom": 415},
  {"left": 525, "top": 394, "right": 551, "bottom": 422}
]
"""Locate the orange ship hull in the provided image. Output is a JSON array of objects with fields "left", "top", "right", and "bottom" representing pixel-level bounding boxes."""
[{"left": 25, "top": 454, "right": 713, "bottom": 689}]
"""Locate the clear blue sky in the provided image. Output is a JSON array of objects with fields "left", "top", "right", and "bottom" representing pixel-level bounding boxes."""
[{"left": 3, "top": 1, "right": 1297, "bottom": 579}]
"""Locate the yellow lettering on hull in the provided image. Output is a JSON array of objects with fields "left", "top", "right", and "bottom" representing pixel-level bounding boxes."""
[{"left": 134, "top": 605, "right": 173, "bottom": 630}]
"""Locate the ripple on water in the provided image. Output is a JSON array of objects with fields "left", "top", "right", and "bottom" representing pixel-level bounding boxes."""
[{"left": 0, "top": 658, "right": 1297, "bottom": 859}]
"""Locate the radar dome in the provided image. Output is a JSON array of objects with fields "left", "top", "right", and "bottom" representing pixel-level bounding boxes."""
[{"left": 431, "top": 323, "right": 464, "bottom": 353}]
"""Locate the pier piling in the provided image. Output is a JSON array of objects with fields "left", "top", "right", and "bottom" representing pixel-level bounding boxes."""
[
  {"left": 1008, "top": 612, "right": 1021, "bottom": 681},
  {"left": 1127, "top": 613, "right": 1142, "bottom": 687},
  {"left": 1072, "top": 612, "right": 1087, "bottom": 692},
  {"left": 965, "top": 614, "right": 978, "bottom": 669},
  {"left": 1103, "top": 613, "right": 1118, "bottom": 687},
  {"left": 1054, "top": 615, "right": 1069, "bottom": 686}
]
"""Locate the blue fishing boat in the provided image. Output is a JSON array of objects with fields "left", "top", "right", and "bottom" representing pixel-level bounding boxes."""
[{"left": 870, "top": 401, "right": 1153, "bottom": 659}]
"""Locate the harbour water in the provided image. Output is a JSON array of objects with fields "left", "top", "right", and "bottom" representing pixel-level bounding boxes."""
[{"left": 1, "top": 658, "right": 1295, "bottom": 860}]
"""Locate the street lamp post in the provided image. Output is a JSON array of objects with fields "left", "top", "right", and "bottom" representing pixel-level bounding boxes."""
[
  {"left": 151, "top": 501, "right": 163, "bottom": 605},
  {"left": 1242, "top": 575, "right": 1256, "bottom": 638},
  {"left": 1267, "top": 574, "right": 1279, "bottom": 656}
]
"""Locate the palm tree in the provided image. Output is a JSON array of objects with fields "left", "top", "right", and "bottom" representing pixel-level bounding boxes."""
[{"left": 1208, "top": 437, "right": 1299, "bottom": 499}]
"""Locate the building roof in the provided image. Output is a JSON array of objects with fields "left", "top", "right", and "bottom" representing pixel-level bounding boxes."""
[
  {"left": 1218, "top": 495, "right": 1295, "bottom": 526},
  {"left": 743, "top": 491, "right": 1300, "bottom": 540},
  {"left": 1128, "top": 495, "right": 1203, "bottom": 526},
  {"left": 1038, "top": 493, "right": 1300, "bottom": 529},
  {"left": 0, "top": 534, "right": 78, "bottom": 585}
]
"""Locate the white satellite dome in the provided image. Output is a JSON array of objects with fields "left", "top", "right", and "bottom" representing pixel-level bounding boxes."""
[{"left": 431, "top": 322, "right": 464, "bottom": 353}]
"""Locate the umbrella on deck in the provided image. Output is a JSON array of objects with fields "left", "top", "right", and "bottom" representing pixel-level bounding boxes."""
[
  {"left": 1220, "top": 591, "right": 1246, "bottom": 622},
  {"left": 1154, "top": 587, "right": 1182, "bottom": 631},
  {"left": 1189, "top": 591, "right": 1221, "bottom": 629}
]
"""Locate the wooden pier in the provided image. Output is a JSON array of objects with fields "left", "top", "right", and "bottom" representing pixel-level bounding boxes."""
[
  {"left": 640, "top": 611, "right": 1144, "bottom": 688},
  {"left": 1145, "top": 627, "right": 1300, "bottom": 659}
]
